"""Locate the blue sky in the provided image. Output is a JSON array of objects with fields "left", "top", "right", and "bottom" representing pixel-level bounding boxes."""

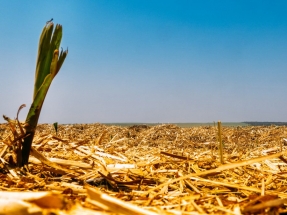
[{"left": 1, "top": 1, "right": 287, "bottom": 123}]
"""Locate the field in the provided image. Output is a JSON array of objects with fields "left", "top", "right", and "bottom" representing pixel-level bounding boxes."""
[
  {"left": 103, "top": 122, "right": 250, "bottom": 127},
  {"left": 1, "top": 123, "right": 287, "bottom": 214}
]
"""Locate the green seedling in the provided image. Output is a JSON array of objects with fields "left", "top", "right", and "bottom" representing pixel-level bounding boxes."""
[
  {"left": 53, "top": 122, "right": 58, "bottom": 135},
  {"left": 20, "top": 21, "right": 68, "bottom": 166}
]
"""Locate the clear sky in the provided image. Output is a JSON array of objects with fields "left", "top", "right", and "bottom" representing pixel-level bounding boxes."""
[{"left": 1, "top": 1, "right": 287, "bottom": 123}]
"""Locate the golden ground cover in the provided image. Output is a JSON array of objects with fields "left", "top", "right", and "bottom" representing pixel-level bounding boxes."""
[{"left": 0, "top": 123, "right": 287, "bottom": 214}]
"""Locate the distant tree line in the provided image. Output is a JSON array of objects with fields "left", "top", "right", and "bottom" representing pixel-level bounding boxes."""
[{"left": 243, "top": 122, "right": 287, "bottom": 126}]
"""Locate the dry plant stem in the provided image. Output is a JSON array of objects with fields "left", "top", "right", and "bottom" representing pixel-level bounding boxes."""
[
  {"left": 30, "top": 146, "right": 78, "bottom": 176},
  {"left": 0, "top": 191, "right": 64, "bottom": 209},
  {"left": 0, "top": 145, "right": 8, "bottom": 158},
  {"left": 144, "top": 150, "right": 287, "bottom": 195},
  {"left": 243, "top": 198, "right": 287, "bottom": 213},
  {"left": 86, "top": 187, "right": 159, "bottom": 215},
  {"left": 213, "top": 206, "right": 238, "bottom": 215},
  {"left": 218, "top": 121, "right": 223, "bottom": 164},
  {"left": 189, "top": 176, "right": 287, "bottom": 198},
  {"left": 261, "top": 178, "right": 265, "bottom": 196},
  {"left": 29, "top": 155, "right": 92, "bottom": 169},
  {"left": 190, "top": 199, "right": 206, "bottom": 214}
]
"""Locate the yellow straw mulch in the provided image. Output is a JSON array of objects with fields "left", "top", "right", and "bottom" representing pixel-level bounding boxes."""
[{"left": 0, "top": 123, "right": 287, "bottom": 214}]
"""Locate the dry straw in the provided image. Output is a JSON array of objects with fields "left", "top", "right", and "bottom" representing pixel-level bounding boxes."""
[{"left": 1, "top": 123, "right": 287, "bottom": 214}]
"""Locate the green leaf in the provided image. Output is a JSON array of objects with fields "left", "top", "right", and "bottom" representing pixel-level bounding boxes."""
[
  {"left": 53, "top": 122, "right": 58, "bottom": 135},
  {"left": 21, "top": 21, "right": 68, "bottom": 166}
]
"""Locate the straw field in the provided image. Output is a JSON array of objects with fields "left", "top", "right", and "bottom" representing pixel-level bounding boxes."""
[{"left": 0, "top": 123, "right": 287, "bottom": 214}]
